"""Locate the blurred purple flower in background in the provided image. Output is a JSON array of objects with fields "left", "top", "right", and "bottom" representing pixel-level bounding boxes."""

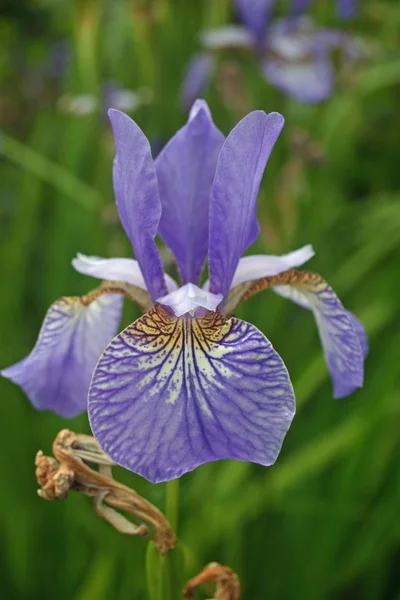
[
  {"left": 182, "top": 0, "right": 360, "bottom": 108},
  {"left": 2, "top": 100, "right": 366, "bottom": 483},
  {"left": 291, "top": 0, "right": 359, "bottom": 20},
  {"left": 58, "top": 83, "right": 153, "bottom": 117}
]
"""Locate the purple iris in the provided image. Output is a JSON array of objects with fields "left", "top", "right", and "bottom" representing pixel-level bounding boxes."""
[
  {"left": 2, "top": 100, "right": 366, "bottom": 483},
  {"left": 181, "top": 0, "right": 360, "bottom": 108},
  {"left": 291, "top": 0, "right": 359, "bottom": 20}
]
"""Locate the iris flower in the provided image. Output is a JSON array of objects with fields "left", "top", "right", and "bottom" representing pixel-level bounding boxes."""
[
  {"left": 291, "top": 0, "right": 359, "bottom": 20},
  {"left": 2, "top": 100, "right": 366, "bottom": 483},
  {"left": 182, "top": 0, "right": 360, "bottom": 108}
]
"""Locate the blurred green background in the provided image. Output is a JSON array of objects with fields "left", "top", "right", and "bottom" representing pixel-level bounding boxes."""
[{"left": 1, "top": 0, "right": 400, "bottom": 598}]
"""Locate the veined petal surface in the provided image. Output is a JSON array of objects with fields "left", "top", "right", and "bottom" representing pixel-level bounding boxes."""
[
  {"left": 89, "top": 305, "right": 295, "bottom": 483},
  {"left": 271, "top": 272, "right": 365, "bottom": 397},
  {"left": 109, "top": 109, "right": 167, "bottom": 301},
  {"left": 273, "top": 283, "right": 368, "bottom": 357},
  {"left": 155, "top": 100, "right": 224, "bottom": 285},
  {"left": 2, "top": 294, "right": 123, "bottom": 418},
  {"left": 72, "top": 253, "right": 178, "bottom": 292},
  {"left": 229, "top": 245, "right": 314, "bottom": 288},
  {"left": 209, "top": 110, "right": 284, "bottom": 298}
]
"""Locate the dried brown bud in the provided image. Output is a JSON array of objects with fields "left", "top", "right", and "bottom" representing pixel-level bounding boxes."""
[
  {"left": 35, "top": 451, "right": 75, "bottom": 500},
  {"left": 183, "top": 562, "right": 241, "bottom": 600},
  {"left": 36, "top": 429, "right": 176, "bottom": 553}
]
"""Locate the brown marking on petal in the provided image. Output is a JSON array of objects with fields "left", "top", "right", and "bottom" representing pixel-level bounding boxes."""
[
  {"left": 129, "top": 303, "right": 231, "bottom": 361},
  {"left": 81, "top": 279, "right": 152, "bottom": 312},
  {"left": 223, "top": 269, "right": 325, "bottom": 316}
]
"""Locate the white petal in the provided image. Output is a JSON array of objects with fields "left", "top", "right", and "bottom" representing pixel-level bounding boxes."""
[
  {"left": 200, "top": 25, "right": 254, "bottom": 50},
  {"left": 157, "top": 283, "right": 223, "bottom": 317},
  {"left": 229, "top": 245, "right": 315, "bottom": 289},
  {"left": 72, "top": 253, "right": 178, "bottom": 293},
  {"left": 272, "top": 284, "right": 311, "bottom": 309}
]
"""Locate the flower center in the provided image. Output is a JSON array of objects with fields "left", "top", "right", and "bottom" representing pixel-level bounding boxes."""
[{"left": 157, "top": 283, "right": 223, "bottom": 317}]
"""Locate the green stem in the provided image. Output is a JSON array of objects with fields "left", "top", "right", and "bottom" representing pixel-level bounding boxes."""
[
  {"left": 165, "top": 478, "right": 180, "bottom": 535},
  {"left": 0, "top": 132, "right": 102, "bottom": 211}
]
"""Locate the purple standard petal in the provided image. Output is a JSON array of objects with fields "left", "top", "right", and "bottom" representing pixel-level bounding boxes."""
[
  {"left": 209, "top": 110, "right": 284, "bottom": 298},
  {"left": 89, "top": 305, "right": 295, "bottom": 483},
  {"left": 271, "top": 272, "right": 364, "bottom": 397},
  {"left": 337, "top": 0, "right": 358, "bottom": 19},
  {"left": 109, "top": 109, "right": 167, "bottom": 301},
  {"left": 155, "top": 100, "right": 224, "bottom": 285},
  {"left": 181, "top": 53, "right": 216, "bottom": 111},
  {"left": 290, "top": 0, "right": 313, "bottom": 17},
  {"left": 2, "top": 294, "right": 123, "bottom": 418},
  {"left": 235, "top": 0, "right": 276, "bottom": 47}
]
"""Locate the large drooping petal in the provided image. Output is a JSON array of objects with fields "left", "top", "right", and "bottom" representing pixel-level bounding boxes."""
[
  {"left": 229, "top": 245, "right": 314, "bottom": 288},
  {"left": 235, "top": 0, "right": 275, "bottom": 47},
  {"left": 2, "top": 294, "right": 123, "bottom": 418},
  {"left": 269, "top": 271, "right": 365, "bottom": 397},
  {"left": 181, "top": 53, "right": 216, "bottom": 110},
  {"left": 72, "top": 253, "right": 178, "bottom": 292},
  {"left": 272, "top": 283, "right": 368, "bottom": 358},
  {"left": 209, "top": 110, "right": 284, "bottom": 298},
  {"left": 155, "top": 100, "right": 224, "bottom": 285},
  {"left": 89, "top": 305, "right": 295, "bottom": 483},
  {"left": 109, "top": 109, "right": 167, "bottom": 301}
]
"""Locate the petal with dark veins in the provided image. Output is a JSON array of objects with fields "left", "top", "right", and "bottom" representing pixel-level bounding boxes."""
[
  {"left": 89, "top": 305, "right": 295, "bottom": 483},
  {"left": 2, "top": 294, "right": 123, "bottom": 417}
]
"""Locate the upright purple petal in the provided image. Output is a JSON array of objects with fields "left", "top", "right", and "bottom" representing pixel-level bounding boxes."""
[
  {"left": 271, "top": 273, "right": 365, "bottom": 397},
  {"left": 155, "top": 100, "right": 224, "bottom": 285},
  {"left": 209, "top": 110, "right": 284, "bottom": 298},
  {"left": 290, "top": 0, "right": 313, "bottom": 17},
  {"left": 2, "top": 294, "right": 123, "bottom": 418},
  {"left": 337, "top": 0, "right": 358, "bottom": 19},
  {"left": 89, "top": 305, "right": 295, "bottom": 483},
  {"left": 235, "top": 0, "right": 275, "bottom": 47},
  {"left": 181, "top": 53, "right": 216, "bottom": 111},
  {"left": 108, "top": 109, "right": 167, "bottom": 301}
]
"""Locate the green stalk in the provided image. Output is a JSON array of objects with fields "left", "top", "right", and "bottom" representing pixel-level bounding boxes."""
[
  {"left": 165, "top": 478, "right": 180, "bottom": 535},
  {"left": 0, "top": 132, "right": 101, "bottom": 212}
]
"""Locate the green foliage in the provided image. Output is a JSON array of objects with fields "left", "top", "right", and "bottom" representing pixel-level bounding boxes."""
[{"left": 0, "top": 1, "right": 399, "bottom": 599}]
